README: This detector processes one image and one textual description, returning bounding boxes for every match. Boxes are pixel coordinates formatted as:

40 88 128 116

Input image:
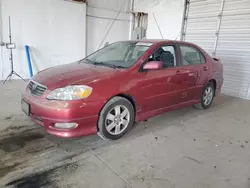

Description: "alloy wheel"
105 105 130 135
203 86 213 106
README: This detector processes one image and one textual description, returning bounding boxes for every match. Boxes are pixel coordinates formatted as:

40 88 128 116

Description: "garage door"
217 0 250 99
184 0 221 55
183 0 250 99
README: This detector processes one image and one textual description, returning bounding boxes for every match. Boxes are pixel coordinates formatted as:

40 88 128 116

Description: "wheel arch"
115 93 136 112
208 79 217 93
98 94 136 117
97 94 136 137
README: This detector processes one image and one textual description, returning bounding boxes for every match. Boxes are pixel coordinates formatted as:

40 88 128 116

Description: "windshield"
84 42 153 68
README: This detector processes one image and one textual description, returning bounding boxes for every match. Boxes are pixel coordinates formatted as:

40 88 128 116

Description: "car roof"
121 39 195 46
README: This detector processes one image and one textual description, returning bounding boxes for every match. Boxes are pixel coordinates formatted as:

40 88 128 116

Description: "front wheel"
194 82 215 110
98 97 135 140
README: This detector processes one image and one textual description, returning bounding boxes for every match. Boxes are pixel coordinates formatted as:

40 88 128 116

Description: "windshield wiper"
115 65 126 69
80 59 125 69
92 62 124 69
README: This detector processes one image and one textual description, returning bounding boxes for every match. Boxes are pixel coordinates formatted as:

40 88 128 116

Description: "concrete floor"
0 80 250 188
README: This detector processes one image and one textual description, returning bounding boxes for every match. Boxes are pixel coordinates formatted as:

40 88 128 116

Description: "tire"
194 82 215 110
97 96 135 140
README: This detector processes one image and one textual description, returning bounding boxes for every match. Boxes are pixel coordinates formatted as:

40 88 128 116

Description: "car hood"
32 62 121 90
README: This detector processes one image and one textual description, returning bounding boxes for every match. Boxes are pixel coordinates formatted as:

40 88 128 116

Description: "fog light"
54 123 78 129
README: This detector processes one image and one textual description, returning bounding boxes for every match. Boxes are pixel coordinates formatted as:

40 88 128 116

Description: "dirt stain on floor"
0 124 84 186
0 132 44 152
1 125 27 133
0 163 21 179
5 162 79 188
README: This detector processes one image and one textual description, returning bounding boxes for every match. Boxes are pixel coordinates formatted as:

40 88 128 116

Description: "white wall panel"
185 0 250 99
185 0 221 55
86 0 131 55
134 0 185 40
0 0 5 80
0 0 86 80
216 0 250 99
88 0 130 12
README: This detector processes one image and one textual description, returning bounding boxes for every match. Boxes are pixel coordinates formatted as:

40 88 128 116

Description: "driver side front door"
139 45 184 115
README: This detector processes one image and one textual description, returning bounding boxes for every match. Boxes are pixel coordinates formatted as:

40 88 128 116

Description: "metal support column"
180 0 190 41
212 0 225 57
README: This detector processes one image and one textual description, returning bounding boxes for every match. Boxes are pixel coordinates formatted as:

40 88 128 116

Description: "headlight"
47 85 93 100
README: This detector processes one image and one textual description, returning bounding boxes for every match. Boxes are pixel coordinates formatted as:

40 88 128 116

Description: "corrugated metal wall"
184 0 250 99
217 0 250 99
184 0 221 55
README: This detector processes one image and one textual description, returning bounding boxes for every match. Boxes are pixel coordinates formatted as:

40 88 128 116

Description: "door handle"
188 72 195 76
203 66 208 71
176 70 180 75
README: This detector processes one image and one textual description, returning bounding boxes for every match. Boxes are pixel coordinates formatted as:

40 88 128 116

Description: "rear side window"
180 46 206 66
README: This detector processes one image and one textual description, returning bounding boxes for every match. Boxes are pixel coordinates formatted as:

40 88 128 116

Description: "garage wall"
133 0 185 40
217 0 250 99
184 0 221 55
0 0 3 80
86 0 131 55
184 0 250 99
0 0 86 80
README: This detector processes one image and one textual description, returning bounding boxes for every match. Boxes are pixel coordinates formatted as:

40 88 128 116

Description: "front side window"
180 46 205 66
147 45 176 68
84 42 153 68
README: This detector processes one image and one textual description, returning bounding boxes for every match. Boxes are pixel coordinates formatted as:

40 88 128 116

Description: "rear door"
177 44 209 102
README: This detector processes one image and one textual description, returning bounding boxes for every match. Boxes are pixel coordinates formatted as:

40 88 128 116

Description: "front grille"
28 81 47 96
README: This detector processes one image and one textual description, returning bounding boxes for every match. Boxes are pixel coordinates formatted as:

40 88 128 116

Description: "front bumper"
22 92 106 138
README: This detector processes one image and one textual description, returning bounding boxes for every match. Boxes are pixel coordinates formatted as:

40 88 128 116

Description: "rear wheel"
195 82 215 110
98 97 135 140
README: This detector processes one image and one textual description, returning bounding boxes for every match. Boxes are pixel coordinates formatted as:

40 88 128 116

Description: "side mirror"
143 61 163 70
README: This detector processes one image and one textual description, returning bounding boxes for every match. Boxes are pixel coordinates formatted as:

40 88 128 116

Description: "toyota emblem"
32 84 37 91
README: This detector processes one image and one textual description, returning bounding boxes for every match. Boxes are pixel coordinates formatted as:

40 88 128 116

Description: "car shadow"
124 94 236 140
44 95 236 152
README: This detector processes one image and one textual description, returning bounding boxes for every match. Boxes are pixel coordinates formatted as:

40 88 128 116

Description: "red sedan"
21 40 223 140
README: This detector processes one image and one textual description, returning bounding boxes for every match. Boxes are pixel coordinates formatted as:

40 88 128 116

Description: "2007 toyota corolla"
21 40 223 140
